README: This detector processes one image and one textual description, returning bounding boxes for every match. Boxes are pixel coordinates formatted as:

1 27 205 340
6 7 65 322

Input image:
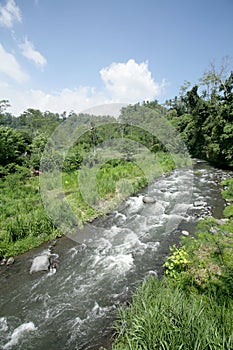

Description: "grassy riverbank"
110 179 233 350
0 152 184 258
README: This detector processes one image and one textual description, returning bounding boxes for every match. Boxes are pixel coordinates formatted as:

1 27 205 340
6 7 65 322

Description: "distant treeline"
0 101 167 176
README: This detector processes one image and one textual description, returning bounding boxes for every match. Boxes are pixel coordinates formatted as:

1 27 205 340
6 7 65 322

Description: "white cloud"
0 43 28 82
0 59 167 116
19 38 47 68
100 59 166 102
1 86 108 116
0 0 21 28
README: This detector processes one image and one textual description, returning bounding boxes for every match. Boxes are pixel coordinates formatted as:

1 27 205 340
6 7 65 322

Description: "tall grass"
112 277 233 350
0 174 58 258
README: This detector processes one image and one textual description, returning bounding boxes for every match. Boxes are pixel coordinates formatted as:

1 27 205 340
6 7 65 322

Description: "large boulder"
142 196 156 204
30 255 50 274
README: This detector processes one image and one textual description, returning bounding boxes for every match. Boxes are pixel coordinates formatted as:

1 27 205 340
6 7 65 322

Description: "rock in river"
6 257 15 266
142 196 156 204
30 255 50 274
181 230 190 236
0 258 7 265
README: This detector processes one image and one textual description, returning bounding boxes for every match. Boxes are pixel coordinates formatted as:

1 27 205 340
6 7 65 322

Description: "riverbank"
0 152 186 259
110 178 233 350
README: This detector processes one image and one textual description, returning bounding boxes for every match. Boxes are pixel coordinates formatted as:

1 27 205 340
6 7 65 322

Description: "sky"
0 0 233 116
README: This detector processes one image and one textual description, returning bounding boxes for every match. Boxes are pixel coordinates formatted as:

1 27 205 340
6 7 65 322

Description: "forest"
0 66 233 349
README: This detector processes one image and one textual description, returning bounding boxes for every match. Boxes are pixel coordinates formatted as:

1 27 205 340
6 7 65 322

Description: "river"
0 161 232 350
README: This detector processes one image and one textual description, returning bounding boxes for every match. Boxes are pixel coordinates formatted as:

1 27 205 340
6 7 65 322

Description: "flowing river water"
0 161 232 350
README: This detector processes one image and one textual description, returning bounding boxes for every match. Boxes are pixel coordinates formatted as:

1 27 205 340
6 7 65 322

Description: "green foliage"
223 204 233 218
112 277 233 350
61 152 175 226
0 100 183 258
0 175 58 258
167 69 233 167
0 99 10 112
221 178 233 200
0 126 31 167
62 145 84 172
170 216 233 297
163 245 189 278
16 108 61 137
3 167 31 186
29 133 48 169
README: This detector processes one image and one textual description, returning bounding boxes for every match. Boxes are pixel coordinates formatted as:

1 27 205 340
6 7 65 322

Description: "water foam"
103 253 134 274
0 318 8 332
3 322 36 349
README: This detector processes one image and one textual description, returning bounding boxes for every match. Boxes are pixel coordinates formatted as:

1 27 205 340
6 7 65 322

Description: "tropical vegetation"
0 61 233 349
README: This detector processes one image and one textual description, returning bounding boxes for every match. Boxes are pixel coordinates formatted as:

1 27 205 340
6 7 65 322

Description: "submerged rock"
30 255 50 274
142 196 156 204
49 262 57 274
147 270 158 277
194 201 205 207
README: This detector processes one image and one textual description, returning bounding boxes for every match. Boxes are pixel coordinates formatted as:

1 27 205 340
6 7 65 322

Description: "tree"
220 71 233 103
0 126 31 167
199 57 232 101
29 133 48 169
0 100 12 126
0 99 10 114
167 65 233 167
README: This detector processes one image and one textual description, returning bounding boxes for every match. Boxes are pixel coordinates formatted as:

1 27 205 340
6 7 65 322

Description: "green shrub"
223 204 233 218
163 245 189 278
221 178 233 200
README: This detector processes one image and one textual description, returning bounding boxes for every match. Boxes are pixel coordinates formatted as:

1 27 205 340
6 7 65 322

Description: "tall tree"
0 126 31 167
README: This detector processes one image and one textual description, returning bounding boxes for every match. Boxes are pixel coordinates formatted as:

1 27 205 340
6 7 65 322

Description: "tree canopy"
164 68 233 167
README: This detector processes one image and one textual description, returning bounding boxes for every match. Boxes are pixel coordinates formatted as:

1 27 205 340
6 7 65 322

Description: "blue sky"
0 0 233 115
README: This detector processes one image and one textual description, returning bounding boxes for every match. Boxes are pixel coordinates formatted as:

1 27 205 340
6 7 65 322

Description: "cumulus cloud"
0 0 21 28
1 86 108 116
1 59 167 116
19 38 47 68
100 59 166 102
0 43 28 83
25 87 105 112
